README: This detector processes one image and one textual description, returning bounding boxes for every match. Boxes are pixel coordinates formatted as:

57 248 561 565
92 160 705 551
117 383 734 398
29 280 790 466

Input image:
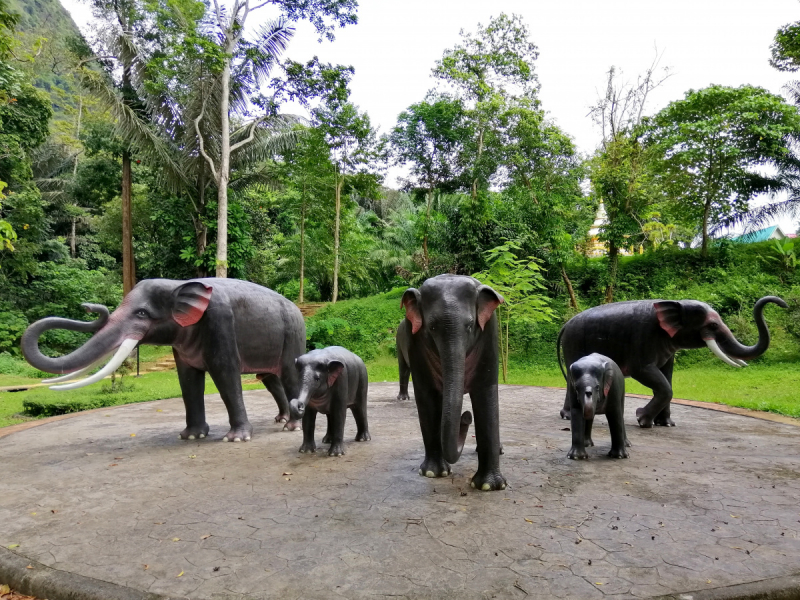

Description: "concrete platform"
0 383 799 600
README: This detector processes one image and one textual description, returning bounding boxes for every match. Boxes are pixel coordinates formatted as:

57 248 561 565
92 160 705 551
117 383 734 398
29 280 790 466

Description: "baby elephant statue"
567 353 630 460
398 275 507 491
289 346 371 456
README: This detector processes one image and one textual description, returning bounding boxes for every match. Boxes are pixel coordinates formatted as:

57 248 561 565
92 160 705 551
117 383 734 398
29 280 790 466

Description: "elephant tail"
556 325 567 383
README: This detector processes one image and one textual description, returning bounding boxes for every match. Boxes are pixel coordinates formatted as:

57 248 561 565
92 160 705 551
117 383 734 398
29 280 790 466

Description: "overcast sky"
61 0 800 231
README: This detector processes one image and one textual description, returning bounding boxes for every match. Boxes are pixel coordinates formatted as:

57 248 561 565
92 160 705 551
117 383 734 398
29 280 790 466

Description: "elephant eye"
135 309 149 319
314 374 320 381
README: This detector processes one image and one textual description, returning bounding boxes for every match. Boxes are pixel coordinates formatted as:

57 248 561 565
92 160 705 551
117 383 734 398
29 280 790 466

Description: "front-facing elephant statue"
21 278 306 442
557 296 787 428
397 275 507 491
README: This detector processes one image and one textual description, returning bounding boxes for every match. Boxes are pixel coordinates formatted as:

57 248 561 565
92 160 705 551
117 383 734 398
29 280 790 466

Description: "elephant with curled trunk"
397 275 507 492
21 278 306 442
557 296 787 428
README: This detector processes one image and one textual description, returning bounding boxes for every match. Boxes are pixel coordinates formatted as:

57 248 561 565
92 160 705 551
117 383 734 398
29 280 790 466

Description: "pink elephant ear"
477 285 504 330
401 288 423 334
172 282 213 327
327 360 345 387
654 301 682 338
603 364 614 398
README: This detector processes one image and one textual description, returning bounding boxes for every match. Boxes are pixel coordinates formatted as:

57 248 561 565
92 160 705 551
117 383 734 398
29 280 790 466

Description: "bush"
305 288 405 361
0 352 48 377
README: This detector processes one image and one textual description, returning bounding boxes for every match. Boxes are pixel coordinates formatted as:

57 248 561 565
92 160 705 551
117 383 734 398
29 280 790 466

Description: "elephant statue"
289 346 370 457
557 296 787 428
397 275 507 491
566 353 629 460
21 278 306 442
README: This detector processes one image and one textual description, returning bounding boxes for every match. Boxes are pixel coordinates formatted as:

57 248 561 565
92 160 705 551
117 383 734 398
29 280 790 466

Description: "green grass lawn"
1 353 798 429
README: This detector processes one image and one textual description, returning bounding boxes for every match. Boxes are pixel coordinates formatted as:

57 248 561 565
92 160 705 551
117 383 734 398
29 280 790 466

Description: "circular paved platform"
1 383 799 600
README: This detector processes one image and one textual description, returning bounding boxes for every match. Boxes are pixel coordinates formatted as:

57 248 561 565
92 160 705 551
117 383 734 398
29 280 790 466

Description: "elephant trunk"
290 387 311 420
583 387 595 421
439 339 472 465
21 304 113 374
715 296 787 361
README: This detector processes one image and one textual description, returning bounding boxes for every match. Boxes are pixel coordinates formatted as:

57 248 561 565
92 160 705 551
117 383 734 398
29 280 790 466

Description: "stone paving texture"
0 383 799 600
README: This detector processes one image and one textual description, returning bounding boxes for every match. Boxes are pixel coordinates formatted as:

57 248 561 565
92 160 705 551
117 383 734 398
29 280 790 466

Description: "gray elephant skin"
557 296 787 428
566 353 629 460
289 346 370 456
21 278 306 442
397 275 507 491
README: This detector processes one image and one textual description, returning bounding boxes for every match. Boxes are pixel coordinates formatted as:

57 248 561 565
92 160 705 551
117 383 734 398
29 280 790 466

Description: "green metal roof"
732 226 778 244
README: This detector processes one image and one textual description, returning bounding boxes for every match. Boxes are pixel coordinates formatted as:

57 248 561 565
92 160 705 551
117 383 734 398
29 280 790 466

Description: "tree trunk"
423 185 433 272
561 265 578 309
195 165 208 278
332 169 343 303
299 183 306 304
215 57 232 278
701 197 711 258
121 149 135 296
604 242 618 304
70 218 76 258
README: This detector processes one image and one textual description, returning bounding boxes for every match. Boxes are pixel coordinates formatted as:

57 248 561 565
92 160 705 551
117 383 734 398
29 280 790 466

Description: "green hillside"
7 0 84 117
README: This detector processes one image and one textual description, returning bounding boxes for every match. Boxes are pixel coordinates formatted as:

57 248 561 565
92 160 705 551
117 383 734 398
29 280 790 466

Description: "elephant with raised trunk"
21 278 306 442
557 296 787 428
397 275 507 491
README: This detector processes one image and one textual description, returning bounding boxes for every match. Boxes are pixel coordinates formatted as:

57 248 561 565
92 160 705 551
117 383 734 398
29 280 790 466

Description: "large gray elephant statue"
397 275 507 491
21 278 306 442
557 296 787 428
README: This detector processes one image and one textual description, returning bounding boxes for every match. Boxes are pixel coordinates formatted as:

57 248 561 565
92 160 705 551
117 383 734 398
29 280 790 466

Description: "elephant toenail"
178 435 183 440
441 471 448 477
418 469 423 475
199 434 205 439
244 437 251 441
188 435 195 440
481 483 491 491
500 482 506 490
233 437 241 442
222 438 228 442
470 481 476 488
425 470 435 478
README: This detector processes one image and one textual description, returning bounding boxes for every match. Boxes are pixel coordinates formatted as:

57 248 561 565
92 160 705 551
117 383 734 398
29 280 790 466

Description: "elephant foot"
321 433 331 444
654 415 676 427
355 430 371 442
274 413 289 424
625 437 632 447
179 423 209 441
470 470 507 491
283 419 302 431
298 441 316 453
418 456 450 478
328 442 345 457
397 392 410 401
608 447 629 459
221 423 253 442
586 437 594 447
560 408 571 420
635 407 654 428
567 446 589 460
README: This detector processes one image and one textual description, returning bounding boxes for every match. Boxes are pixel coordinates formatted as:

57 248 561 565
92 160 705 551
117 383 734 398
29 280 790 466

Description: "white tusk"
50 339 139 391
705 339 742 368
42 354 113 384
731 357 748 367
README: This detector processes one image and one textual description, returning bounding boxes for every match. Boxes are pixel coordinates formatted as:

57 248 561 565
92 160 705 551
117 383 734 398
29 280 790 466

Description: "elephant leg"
560 388 571 420
470 383 507 491
299 408 317 453
606 400 629 458
327 387 349 456
567 382 589 460
262 374 301 431
175 353 209 441
653 357 676 427
207 363 252 442
633 365 673 429
321 414 333 444
398 353 411 401
412 379 449 478
352 380 370 442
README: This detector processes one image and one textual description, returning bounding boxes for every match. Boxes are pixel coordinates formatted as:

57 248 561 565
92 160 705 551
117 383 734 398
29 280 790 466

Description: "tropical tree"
646 85 800 255
390 94 466 271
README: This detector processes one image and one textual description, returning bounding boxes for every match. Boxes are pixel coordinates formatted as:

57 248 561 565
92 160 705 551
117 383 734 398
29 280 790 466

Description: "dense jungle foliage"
2 0 800 375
